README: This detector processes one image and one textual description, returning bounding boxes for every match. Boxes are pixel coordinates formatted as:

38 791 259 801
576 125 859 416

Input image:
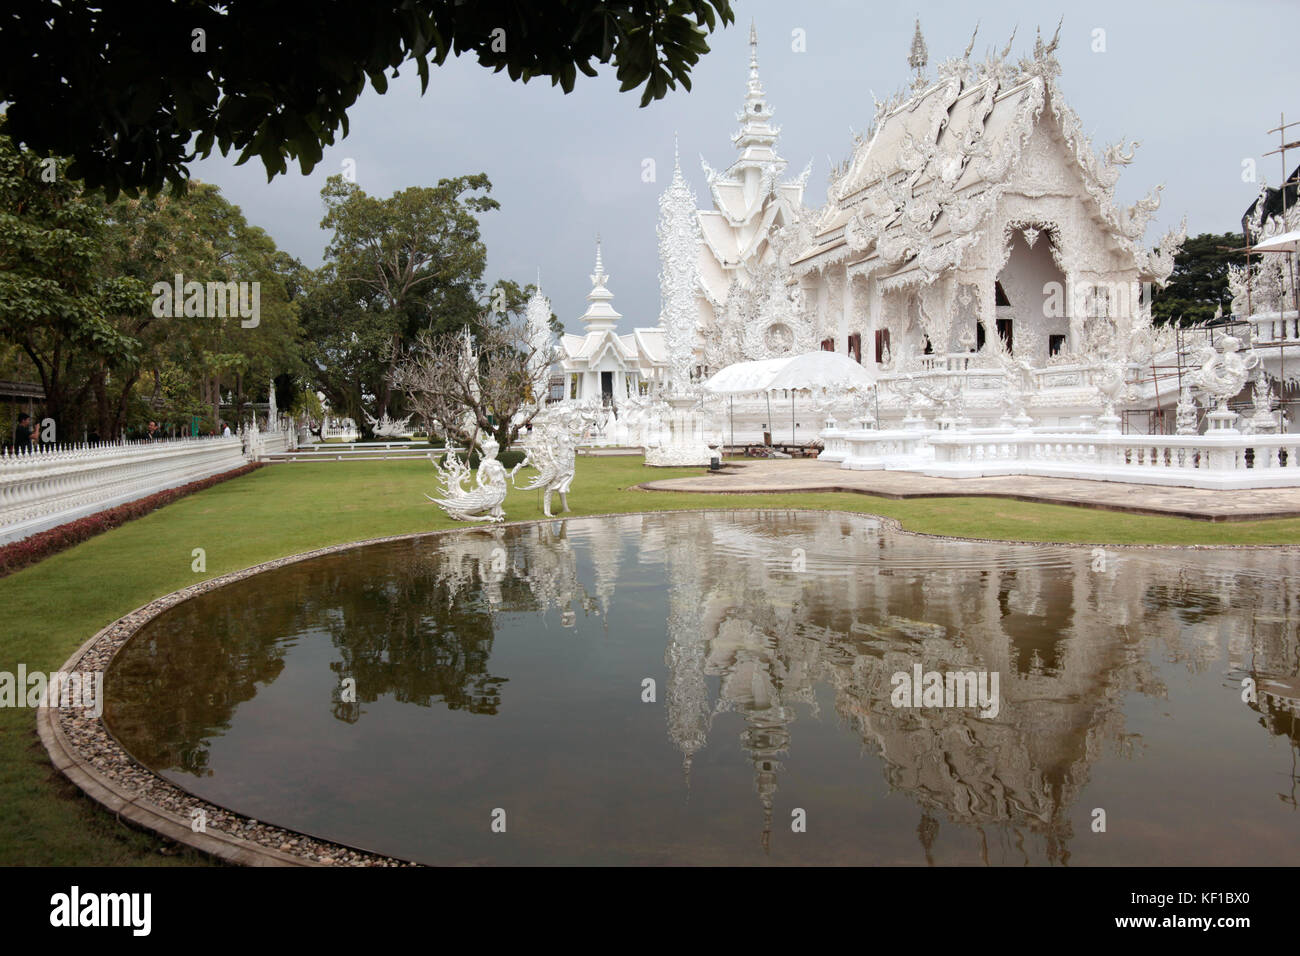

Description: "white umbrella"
703 351 878 394
701 357 792 395
703 351 878 444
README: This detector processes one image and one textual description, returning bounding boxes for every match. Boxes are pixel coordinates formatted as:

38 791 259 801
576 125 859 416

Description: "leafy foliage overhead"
0 0 734 198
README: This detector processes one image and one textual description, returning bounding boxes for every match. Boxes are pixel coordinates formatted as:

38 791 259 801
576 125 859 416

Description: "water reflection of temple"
630 513 1300 862
107 512 1299 861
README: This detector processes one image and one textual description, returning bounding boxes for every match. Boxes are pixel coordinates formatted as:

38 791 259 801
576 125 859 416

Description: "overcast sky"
191 0 1300 335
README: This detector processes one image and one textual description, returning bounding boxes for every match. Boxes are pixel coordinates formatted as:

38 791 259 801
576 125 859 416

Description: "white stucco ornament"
1190 335 1259 432
364 410 412 438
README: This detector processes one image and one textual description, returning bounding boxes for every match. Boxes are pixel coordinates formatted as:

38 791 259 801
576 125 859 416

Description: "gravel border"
36 508 1300 868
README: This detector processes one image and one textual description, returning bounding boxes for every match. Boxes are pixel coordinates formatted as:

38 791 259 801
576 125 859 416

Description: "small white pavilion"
559 240 666 407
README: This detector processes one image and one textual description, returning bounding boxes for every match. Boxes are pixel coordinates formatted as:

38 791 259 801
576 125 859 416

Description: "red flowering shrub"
0 463 264 579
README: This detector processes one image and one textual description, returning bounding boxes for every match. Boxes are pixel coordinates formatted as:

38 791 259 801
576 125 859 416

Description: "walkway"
637 459 1300 522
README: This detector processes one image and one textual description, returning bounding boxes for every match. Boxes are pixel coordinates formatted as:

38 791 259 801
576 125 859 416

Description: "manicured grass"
2 455 1298 865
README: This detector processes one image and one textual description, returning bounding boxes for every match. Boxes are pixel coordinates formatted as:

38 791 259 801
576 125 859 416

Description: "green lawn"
2 456 1299 865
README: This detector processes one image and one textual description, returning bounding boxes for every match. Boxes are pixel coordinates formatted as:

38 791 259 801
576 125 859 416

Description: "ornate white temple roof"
694 23 810 307
791 23 1183 287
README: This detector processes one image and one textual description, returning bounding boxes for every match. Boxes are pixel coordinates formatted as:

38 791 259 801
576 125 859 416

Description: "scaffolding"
1122 113 1300 434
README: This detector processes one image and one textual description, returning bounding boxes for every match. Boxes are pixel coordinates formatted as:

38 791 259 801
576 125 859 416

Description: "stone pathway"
637 459 1300 522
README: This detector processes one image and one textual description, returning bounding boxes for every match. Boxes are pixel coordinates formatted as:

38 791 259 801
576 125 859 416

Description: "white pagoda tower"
693 23 812 373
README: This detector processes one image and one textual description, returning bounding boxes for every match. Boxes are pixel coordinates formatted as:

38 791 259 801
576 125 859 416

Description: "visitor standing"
13 412 34 448
221 420 232 438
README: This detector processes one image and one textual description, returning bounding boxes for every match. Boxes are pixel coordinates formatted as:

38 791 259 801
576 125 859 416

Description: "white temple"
546 20 1300 488
558 239 665 407
787 23 1188 425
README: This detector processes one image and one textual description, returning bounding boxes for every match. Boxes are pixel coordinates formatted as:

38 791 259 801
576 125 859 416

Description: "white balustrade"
921 431 1300 489
817 423 849 462
1247 310 1300 345
839 428 930 471
0 436 249 545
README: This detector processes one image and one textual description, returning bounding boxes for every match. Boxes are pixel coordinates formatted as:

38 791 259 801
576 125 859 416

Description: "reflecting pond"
103 511 1300 865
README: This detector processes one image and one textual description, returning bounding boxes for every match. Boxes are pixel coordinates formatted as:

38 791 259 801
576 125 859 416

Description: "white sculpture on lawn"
1244 375 1279 434
517 402 601 517
426 435 517 523
364 410 413 438
1175 386 1199 435
524 280 555 409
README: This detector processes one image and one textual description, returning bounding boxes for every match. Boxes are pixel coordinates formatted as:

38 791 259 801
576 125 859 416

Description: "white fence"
923 431 1300 489
816 421 1300 489
321 418 359 441
0 437 249 545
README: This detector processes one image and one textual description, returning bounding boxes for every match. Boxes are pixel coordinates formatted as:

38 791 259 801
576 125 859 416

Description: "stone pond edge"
35 508 1300 868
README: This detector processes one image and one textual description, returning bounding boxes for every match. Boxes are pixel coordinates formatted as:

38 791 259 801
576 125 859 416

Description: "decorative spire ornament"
579 236 621 333
732 22 778 155
908 17 928 88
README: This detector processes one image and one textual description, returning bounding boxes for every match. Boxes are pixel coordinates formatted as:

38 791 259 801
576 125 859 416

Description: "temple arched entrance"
993 227 1068 361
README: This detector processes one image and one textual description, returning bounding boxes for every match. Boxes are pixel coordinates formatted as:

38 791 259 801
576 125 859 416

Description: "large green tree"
98 183 304 436
0 0 733 198
304 173 497 433
0 116 305 440
0 120 144 437
1151 232 1247 326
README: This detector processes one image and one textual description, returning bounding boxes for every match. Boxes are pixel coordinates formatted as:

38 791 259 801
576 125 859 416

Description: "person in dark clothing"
13 413 34 448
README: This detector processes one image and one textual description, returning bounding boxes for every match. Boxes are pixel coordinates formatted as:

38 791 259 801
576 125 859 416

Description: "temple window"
1049 334 1066 357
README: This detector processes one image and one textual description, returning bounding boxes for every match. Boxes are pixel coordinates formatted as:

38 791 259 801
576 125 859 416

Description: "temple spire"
908 17 928 87
581 236 620 332
732 22 778 158
591 235 606 286
747 20 760 91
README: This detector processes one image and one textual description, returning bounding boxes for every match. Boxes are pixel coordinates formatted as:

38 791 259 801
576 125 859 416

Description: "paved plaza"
638 458 1300 521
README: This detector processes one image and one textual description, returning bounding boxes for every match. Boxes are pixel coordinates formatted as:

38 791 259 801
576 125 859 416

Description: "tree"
1151 231 1247 326
393 309 555 454
0 118 145 438
305 173 496 434
0 0 734 198
483 278 563 335
97 182 304 437
0 113 305 440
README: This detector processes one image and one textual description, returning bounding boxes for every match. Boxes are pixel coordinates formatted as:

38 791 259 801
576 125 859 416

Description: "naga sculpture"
426 435 517 523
